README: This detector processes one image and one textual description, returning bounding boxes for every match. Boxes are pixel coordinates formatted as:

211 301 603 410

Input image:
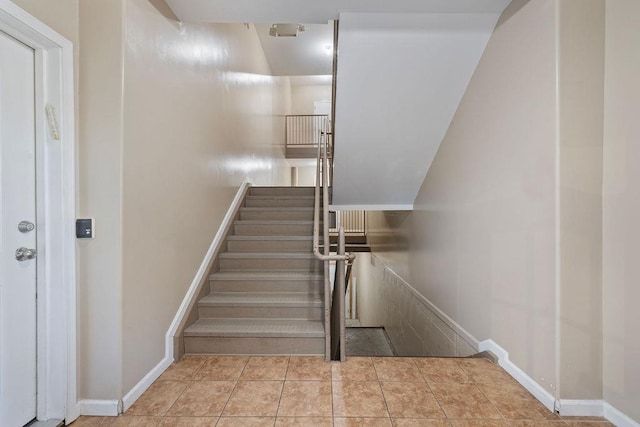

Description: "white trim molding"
0 0 77 423
557 400 603 417
478 339 557 412
604 402 640 427
117 180 254 412
165 179 253 360
78 400 121 417
122 358 172 413
478 339 640 425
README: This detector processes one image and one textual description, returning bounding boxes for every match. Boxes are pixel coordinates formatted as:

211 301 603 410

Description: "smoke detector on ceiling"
269 23 306 37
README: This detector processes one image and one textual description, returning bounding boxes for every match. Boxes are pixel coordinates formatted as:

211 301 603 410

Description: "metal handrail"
313 128 354 362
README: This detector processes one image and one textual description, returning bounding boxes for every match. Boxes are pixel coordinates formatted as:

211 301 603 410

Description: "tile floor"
70 356 615 427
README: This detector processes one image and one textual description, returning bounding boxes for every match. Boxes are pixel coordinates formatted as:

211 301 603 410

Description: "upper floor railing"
285 115 332 159
285 115 330 146
330 210 366 235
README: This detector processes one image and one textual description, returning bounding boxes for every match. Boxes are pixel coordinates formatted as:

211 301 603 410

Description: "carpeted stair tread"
219 251 319 259
240 207 314 212
184 318 324 337
234 220 314 225
210 271 324 281
227 235 314 241
199 293 322 307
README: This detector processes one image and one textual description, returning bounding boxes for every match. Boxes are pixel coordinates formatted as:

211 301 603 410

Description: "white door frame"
0 0 78 423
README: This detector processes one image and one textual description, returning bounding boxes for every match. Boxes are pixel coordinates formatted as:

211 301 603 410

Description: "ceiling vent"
269 23 306 37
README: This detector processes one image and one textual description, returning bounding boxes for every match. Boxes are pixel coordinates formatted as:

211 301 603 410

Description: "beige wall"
368 0 605 402
78 0 127 400
557 0 604 400
291 84 332 115
120 0 290 393
603 0 640 422
294 166 316 186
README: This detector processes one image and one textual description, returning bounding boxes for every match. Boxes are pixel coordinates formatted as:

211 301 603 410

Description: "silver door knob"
16 247 37 261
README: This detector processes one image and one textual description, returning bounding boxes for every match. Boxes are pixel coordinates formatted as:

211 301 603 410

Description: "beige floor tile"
277 381 332 417
166 381 235 417
414 358 470 384
192 356 248 381
126 381 190 416
381 382 446 419
111 416 162 426
512 422 569 426
332 357 378 381
286 356 331 380
393 420 451 427
275 417 333 426
430 383 502 420
159 356 210 381
334 417 393 426
455 359 515 384
69 416 115 426
457 421 578 427
332 381 389 418
216 417 276 426
564 422 616 426
448 421 510 427
240 356 290 380
222 381 283 417
477 383 559 421
373 358 423 382
157 417 218 426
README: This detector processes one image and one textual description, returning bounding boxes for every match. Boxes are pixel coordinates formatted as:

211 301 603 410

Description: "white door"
0 30 37 427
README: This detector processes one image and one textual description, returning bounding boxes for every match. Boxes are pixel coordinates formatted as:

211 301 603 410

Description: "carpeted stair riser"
226 236 315 252
244 196 316 208
197 293 323 319
239 207 314 221
248 186 315 197
210 272 324 294
184 336 325 355
233 221 315 236
219 255 322 272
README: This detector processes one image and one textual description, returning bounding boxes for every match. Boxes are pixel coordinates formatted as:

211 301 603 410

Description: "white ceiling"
164 0 512 24
254 24 334 76
163 0 511 77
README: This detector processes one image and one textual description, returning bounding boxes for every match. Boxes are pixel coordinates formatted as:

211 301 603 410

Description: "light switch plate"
76 218 95 239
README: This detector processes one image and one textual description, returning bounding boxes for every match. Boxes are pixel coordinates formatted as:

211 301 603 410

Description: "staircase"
183 186 326 355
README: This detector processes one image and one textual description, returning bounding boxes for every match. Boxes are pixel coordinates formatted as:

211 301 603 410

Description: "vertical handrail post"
312 106 354 362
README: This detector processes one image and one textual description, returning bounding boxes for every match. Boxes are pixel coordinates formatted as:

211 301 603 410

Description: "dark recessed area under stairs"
346 327 396 357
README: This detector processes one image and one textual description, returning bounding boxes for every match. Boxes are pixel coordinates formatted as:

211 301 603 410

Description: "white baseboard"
478 339 556 412
78 399 121 416
477 340 640 425
122 356 173 412
558 399 603 417
604 402 640 427
113 180 252 413
164 179 252 360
